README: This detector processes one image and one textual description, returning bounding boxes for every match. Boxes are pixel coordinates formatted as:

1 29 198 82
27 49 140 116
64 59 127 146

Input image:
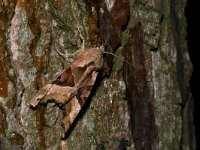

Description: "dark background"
185 1 199 149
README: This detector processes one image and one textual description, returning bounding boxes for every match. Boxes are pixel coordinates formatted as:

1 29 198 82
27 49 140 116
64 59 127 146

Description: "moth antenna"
77 25 85 50
103 51 134 67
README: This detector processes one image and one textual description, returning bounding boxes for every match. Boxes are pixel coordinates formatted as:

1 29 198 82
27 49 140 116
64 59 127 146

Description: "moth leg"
56 48 66 56
56 48 78 63
71 25 86 58
55 34 79 61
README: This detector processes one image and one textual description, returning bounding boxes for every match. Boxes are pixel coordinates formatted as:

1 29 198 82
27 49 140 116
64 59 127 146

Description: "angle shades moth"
30 46 104 133
29 41 130 135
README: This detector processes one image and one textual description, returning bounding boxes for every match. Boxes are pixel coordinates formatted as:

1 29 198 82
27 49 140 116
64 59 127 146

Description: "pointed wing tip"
29 98 40 108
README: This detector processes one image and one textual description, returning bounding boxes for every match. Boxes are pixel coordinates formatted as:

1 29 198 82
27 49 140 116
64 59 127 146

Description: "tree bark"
0 0 194 149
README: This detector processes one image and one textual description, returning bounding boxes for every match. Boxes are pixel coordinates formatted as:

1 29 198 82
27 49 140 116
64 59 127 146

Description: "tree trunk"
0 0 194 149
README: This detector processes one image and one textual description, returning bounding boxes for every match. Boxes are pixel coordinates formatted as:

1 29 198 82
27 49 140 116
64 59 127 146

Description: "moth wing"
30 67 75 107
62 71 98 132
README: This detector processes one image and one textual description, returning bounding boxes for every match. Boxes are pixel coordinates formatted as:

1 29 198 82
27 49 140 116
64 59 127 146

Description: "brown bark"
0 0 194 149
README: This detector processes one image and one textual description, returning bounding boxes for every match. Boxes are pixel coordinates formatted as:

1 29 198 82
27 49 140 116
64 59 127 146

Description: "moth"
30 46 104 133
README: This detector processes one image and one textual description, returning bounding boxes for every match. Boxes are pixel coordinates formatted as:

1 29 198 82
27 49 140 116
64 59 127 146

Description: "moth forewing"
71 47 104 69
30 84 53 108
62 71 99 132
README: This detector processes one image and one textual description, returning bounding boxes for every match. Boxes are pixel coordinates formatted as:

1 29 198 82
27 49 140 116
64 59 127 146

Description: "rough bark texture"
0 0 194 150
123 22 158 150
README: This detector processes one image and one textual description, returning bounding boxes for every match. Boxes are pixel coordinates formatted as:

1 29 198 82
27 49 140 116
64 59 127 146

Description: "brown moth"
30 46 104 133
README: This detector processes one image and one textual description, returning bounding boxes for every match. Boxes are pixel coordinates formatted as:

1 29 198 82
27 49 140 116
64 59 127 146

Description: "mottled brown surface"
123 22 158 150
0 104 7 134
84 0 129 71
